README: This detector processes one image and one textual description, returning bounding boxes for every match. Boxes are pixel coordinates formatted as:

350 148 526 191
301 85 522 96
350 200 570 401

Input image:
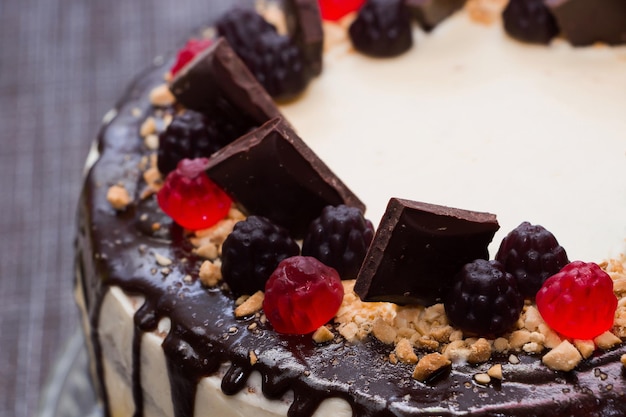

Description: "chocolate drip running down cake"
76 0 626 416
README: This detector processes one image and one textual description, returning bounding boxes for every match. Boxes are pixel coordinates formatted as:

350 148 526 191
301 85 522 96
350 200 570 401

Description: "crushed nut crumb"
574 339 595 359
107 184 131 210
594 331 622 350
234 291 264 318
199 260 221 287
194 243 219 260
249 350 258 365
412 353 451 382
154 253 172 267
542 340 582 372
149 83 175 107
474 373 491 385
140 117 157 137
465 0 507 25
144 134 159 150
313 326 334 344
372 318 397 345
468 338 491 364
394 338 418 364
487 364 503 380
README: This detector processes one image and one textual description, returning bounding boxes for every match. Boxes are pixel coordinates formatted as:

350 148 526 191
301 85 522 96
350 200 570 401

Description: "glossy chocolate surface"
406 0 467 32
171 37 282 123
355 198 499 306
76 47 626 417
206 117 365 237
546 0 626 46
285 0 324 77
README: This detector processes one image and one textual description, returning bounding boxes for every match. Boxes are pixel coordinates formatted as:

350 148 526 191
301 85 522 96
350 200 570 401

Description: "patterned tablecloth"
0 1 234 415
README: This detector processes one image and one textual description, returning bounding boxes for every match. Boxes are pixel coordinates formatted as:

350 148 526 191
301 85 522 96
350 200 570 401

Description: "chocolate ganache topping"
76 3 626 417
77 41 626 417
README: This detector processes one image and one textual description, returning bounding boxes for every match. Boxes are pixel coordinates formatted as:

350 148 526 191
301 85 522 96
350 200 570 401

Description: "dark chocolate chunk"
205 117 365 238
406 0 467 32
170 37 282 125
354 198 499 306
545 0 626 46
285 0 324 77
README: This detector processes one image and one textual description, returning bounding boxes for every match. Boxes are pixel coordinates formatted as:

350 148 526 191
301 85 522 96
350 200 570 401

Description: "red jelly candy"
170 38 212 76
157 158 231 231
319 0 365 21
263 256 344 335
536 261 617 340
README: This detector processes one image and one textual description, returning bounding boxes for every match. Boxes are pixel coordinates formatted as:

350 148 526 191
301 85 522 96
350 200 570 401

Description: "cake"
75 1 626 416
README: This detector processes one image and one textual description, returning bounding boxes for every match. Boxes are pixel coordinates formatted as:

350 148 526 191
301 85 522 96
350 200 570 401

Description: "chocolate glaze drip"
76 40 626 417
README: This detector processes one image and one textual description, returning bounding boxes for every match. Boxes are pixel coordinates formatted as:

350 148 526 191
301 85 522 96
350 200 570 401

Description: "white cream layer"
84 7 626 417
281 11 626 262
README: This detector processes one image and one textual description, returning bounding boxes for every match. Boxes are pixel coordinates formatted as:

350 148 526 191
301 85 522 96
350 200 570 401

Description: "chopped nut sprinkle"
542 340 582 372
394 338 418 364
154 253 172 266
199 260 221 287
474 373 491 385
249 350 258 365
312 326 334 344
234 291 264 318
594 331 622 350
412 353 451 382
149 83 175 107
574 339 595 359
107 184 131 210
487 364 503 380
140 117 157 137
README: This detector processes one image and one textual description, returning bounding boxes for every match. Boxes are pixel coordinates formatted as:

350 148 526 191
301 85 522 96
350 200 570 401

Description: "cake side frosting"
75 3 626 417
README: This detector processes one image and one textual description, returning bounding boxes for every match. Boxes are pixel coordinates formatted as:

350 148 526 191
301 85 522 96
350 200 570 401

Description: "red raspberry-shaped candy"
157 158 231 230
263 256 344 335
170 38 212 76
319 0 365 21
536 261 617 340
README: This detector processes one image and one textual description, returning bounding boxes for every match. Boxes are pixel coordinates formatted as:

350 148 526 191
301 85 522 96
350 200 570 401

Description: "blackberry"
157 110 223 175
495 222 569 298
503 0 559 45
348 0 413 57
302 205 374 280
216 8 310 100
444 259 524 337
221 216 300 296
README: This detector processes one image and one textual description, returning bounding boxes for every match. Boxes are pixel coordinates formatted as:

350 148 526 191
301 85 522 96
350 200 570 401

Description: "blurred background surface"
0 1 235 415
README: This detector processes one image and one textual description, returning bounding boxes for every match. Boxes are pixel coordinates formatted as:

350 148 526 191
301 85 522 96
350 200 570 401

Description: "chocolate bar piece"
406 0 467 32
545 0 626 46
285 0 324 77
170 37 282 124
206 117 365 238
354 198 499 306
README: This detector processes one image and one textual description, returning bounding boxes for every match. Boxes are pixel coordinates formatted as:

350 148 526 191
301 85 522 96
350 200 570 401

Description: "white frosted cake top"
280 10 626 262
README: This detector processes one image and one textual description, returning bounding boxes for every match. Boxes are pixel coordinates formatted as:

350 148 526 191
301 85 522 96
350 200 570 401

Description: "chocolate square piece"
545 0 626 46
170 37 282 124
206 117 365 237
354 198 499 306
406 0 467 32
285 0 324 77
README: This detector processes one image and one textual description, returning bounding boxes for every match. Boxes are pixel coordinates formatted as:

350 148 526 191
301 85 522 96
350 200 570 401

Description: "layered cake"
75 0 626 416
